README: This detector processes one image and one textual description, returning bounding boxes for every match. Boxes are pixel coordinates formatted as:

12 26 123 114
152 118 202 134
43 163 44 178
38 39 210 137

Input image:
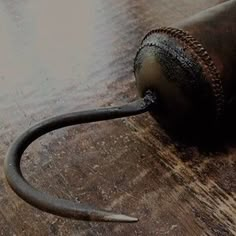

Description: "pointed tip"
103 213 138 223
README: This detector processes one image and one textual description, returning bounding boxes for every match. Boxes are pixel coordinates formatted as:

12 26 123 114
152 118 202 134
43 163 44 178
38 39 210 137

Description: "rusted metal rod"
4 0 236 223
4 92 157 222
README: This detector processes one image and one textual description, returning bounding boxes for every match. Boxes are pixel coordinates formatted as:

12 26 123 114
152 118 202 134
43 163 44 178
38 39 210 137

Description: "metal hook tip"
103 213 138 223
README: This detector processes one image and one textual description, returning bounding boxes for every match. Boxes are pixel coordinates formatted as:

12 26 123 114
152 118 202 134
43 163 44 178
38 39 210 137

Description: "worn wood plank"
0 0 235 235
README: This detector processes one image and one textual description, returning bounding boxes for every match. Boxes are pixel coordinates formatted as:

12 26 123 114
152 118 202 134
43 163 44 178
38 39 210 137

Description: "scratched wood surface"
0 0 235 235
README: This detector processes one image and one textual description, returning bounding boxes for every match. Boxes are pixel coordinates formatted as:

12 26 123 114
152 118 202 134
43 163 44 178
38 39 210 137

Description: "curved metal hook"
4 91 157 222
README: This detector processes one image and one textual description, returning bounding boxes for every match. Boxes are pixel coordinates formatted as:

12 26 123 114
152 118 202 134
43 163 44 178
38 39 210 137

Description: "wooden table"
0 0 235 235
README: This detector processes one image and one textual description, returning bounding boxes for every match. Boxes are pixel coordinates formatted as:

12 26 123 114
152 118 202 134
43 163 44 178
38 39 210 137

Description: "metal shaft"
4 91 157 222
